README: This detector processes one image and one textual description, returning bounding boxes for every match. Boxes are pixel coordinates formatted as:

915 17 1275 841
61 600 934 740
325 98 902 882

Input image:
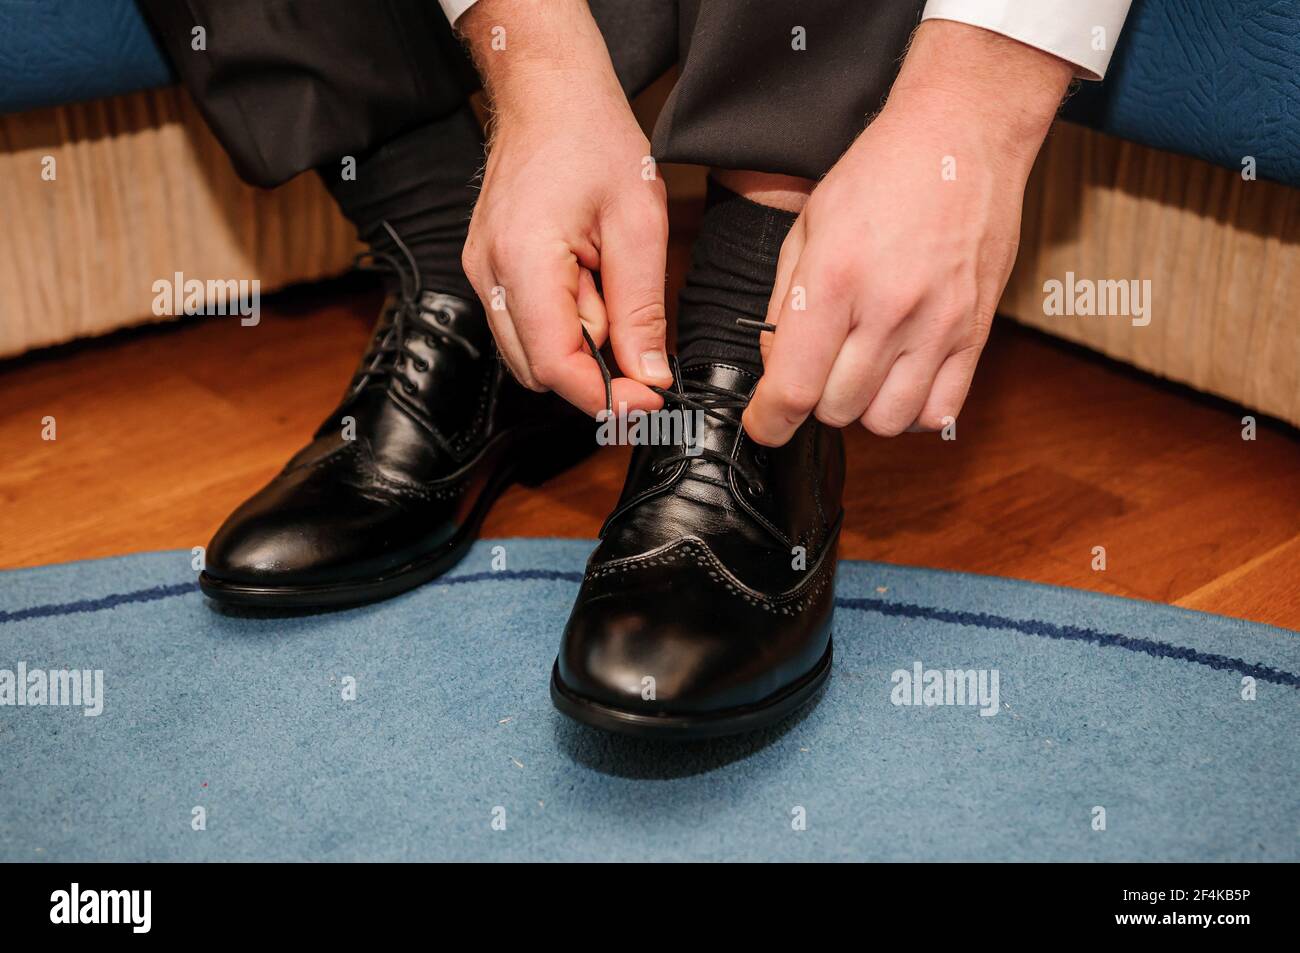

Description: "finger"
812 331 899 427
812 282 926 427
759 217 806 367
580 265 656 418
860 348 946 437
601 200 673 387
576 267 608 347
911 344 982 431
743 251 851 447
506 250 662 417
473 269 536 391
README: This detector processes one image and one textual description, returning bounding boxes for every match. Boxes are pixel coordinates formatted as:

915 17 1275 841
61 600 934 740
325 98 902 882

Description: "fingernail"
640 350 669 379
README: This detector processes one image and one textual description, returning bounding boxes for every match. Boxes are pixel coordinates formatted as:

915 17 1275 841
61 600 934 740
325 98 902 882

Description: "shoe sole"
549 639 833 740
198 524 484 610
198 424 592 611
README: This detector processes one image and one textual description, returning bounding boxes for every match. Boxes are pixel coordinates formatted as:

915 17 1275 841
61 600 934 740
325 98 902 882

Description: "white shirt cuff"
922 0 1132 80
438 0 479 25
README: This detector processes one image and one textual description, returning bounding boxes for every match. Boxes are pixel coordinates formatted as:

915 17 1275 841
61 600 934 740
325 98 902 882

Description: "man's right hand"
459 0 671 416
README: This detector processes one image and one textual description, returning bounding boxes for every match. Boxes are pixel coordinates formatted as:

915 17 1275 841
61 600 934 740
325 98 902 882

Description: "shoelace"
583 318 775 496
350 221 480 396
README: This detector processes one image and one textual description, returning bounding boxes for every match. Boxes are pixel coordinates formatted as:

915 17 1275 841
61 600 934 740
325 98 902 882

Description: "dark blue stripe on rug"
3 571 1296 688
0 582 193 624
836 596 1300 689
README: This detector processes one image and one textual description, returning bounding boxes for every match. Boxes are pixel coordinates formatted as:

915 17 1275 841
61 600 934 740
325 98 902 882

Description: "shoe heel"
515 422 597 487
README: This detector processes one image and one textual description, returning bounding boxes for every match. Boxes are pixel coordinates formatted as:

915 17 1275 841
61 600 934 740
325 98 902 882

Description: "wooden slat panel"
1003 121 1300 427
0 87 360 358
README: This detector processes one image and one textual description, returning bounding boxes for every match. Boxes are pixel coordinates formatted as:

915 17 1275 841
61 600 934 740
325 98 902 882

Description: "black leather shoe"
552 360 844 738
199 278 592 610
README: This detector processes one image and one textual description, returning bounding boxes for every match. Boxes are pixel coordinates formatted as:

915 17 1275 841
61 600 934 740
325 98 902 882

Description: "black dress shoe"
552 360 844 738
199 280 592 610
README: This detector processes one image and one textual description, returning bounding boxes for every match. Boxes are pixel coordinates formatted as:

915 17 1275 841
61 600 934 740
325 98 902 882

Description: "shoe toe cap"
557 571 817 716
205 505 336 586
203 482 410 588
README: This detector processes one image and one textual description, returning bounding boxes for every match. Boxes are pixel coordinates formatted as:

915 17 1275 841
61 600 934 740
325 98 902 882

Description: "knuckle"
862 394 916 437
627 211 668 247
488 233 525 264
949 341 986 369
870 290 918 331
506 363 543 392
774 380 820 417
816 257 858 299
635 176 669 211
862 411 909 438
527 360 559 391
613 188 667 230
970 307 996 341
743 416 784 448
814 404 859 429
933 302 970 332
618 299 667 333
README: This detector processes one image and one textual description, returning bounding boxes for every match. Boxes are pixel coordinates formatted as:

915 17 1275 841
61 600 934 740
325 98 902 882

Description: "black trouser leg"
655 0 927 178
134 0 678 298
135 0 679 187
136 0 484 297
135 0 476 188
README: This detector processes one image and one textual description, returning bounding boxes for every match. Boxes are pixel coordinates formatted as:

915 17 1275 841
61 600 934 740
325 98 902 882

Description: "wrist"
460 0 625 121
886 19 1073 172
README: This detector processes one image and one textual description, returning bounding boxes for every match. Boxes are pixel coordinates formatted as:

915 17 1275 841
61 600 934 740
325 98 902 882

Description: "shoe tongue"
677 361 758 424
666 361 758 475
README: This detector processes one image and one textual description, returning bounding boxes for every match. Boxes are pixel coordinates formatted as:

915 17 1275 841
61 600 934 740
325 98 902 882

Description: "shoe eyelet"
414 358 429 372
747 481 765 497
402 382 417 395
753 450 768 467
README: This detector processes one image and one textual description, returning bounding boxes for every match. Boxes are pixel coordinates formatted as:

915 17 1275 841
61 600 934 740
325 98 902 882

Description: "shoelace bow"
350 221 480 396
583 317 776 496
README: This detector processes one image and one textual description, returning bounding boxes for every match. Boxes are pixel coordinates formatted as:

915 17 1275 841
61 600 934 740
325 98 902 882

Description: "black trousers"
138 0 924 188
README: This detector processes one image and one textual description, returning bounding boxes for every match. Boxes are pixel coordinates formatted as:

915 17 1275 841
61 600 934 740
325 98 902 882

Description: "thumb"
600 201 673 387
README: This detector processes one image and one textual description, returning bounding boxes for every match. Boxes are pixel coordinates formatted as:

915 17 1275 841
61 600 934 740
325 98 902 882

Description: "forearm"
886 19 1075 176
459 0 624 119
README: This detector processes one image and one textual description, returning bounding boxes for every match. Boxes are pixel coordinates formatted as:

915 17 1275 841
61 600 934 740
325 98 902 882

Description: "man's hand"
743 20 1074 445
460 0 670 416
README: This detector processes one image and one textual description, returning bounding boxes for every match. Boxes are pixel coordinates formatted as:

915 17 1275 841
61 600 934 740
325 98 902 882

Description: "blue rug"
1 539 1296 861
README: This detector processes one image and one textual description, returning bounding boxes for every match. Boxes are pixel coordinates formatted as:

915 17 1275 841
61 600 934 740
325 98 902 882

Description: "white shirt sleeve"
442 1 1131 80
921 0 1133 80
438 0 479 25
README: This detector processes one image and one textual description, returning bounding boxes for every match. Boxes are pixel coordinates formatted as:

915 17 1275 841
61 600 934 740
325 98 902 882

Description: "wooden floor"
3 275 1299 630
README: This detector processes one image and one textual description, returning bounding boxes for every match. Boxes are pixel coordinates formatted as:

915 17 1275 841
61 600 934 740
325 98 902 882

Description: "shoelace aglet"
735 318 776 334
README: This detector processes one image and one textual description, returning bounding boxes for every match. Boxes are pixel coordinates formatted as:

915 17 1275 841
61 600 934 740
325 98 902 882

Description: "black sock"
675 179 799 377
319 106 482 301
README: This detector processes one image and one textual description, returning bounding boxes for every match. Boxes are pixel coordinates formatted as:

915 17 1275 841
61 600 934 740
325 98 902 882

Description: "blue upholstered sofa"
1066 0 1300 188
0 0 172 114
